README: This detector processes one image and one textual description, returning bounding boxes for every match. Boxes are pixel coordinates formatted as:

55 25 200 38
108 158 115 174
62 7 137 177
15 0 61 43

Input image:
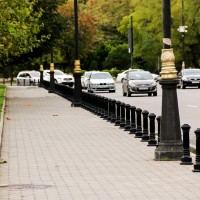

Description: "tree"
103 44 131 70
0 0 44 62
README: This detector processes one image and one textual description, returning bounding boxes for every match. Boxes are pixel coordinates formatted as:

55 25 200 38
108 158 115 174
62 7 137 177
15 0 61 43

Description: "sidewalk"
0 86 200 200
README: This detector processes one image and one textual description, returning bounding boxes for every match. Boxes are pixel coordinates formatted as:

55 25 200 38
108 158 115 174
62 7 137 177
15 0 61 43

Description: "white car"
151 73 161 82
87 71 115 93
17 70 40 86
43 69 74 87
81 71 99 89
116 68 144 82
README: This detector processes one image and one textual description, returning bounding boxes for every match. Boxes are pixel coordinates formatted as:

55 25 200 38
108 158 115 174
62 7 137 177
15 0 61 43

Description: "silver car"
122 71 157 97
87 72 116 93
81 71 99 89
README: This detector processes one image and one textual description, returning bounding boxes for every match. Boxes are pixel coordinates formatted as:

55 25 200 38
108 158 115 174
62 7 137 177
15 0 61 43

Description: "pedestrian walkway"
0 86 200 200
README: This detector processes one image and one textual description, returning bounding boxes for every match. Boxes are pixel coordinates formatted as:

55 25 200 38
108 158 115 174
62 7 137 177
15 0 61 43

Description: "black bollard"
135 108 143 138
130 106 136 134
124 104 131 131
156 116 161 147
100 97 105 118
110 99 116 123
180 124 193 165
193 128 200 172
141 110 149 142
97 96 102 116
147 113 157 146
119 102 126 129
115 101 121 126
107 99 112 122
103 97 109 119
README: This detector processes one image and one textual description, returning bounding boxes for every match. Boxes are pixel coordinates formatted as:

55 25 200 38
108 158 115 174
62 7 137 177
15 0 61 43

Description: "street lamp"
48 49 55 93
72 0 82 107
155 0 182 161
39 56 44 87
177 0 188 69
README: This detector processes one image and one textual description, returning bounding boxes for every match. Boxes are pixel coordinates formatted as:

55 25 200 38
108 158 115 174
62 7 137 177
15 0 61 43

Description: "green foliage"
0 0 46 62
103 44 131 70
0 85 6 116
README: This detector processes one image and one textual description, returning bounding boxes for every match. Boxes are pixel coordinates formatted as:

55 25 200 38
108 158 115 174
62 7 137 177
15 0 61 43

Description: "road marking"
186 105 198 108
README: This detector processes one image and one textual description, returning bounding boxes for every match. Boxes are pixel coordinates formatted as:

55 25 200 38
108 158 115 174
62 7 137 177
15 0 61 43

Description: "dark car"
122 71 157 97
177 68 200 89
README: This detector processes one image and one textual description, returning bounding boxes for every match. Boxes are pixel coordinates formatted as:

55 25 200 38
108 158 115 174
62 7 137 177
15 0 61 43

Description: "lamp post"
72 0 82 107
48 49 55 93
39 56 44 87
155 0 182 161
177 0 188 69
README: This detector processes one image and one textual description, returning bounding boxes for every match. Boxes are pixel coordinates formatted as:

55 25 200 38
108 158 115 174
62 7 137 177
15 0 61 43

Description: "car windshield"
91 73 112 79
129 72 153 80
85 72 92 78
30 72 40 77
54 70 64 75
183 70 200 75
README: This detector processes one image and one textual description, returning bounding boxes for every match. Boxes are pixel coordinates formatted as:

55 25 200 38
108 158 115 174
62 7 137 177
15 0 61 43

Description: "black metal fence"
42 82 200 172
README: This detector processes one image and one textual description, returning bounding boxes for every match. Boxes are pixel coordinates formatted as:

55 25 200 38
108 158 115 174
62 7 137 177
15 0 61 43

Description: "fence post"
124 104 131 131
156 116 161 147
135 108 142 138
115 101 121 126
110 99 116 123
141 110 149 142
130 106 136 134
193 128 200 172
180 124 192 165
103 97 109 119
119 102 126 129
107 99 112 122
147 113 157 146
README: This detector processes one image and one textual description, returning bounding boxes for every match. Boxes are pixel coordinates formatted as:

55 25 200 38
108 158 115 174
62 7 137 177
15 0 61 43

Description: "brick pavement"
0 86 200 200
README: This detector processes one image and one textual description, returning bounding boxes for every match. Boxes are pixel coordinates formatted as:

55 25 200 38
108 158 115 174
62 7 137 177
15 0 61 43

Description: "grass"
0 85 6 115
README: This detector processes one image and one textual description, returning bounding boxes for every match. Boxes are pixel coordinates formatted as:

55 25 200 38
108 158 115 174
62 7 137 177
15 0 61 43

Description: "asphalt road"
85 82 200 147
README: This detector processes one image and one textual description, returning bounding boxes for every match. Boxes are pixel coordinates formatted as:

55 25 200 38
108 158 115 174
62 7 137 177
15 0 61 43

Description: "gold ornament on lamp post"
160 48 178 80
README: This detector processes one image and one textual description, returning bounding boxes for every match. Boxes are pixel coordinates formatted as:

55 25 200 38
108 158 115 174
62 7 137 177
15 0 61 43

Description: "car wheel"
127 89 131 97
180 81 185 89
109 90 115 93
153 91 157 96
148 93 152 96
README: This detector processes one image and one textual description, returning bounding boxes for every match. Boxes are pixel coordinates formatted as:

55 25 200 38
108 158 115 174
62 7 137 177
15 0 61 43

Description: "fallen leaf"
53 115 58 116
6 117 11 120
0 159 7 164
23 104 32 107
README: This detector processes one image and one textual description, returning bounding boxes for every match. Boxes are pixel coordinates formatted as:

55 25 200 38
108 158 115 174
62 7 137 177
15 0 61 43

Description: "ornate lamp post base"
72 60 82 107
155 49 182 161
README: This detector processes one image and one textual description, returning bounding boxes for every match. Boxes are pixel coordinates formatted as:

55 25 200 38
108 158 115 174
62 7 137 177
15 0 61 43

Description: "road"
84 82 200 147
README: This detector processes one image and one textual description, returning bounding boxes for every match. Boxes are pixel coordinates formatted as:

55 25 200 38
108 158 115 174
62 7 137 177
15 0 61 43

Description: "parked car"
43 69 74 87
122 71 157 97
177 68 200 89
87 71 116 93
17 70 40 86
81 71 99 89
116 68 144 82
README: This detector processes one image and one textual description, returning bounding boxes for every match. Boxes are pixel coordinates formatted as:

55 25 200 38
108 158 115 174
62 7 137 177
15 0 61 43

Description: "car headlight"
128 81 136 87
150 82 157 87
182 76 188 81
